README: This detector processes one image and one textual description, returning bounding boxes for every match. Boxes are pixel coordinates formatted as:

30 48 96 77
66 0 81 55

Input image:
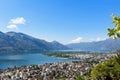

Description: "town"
0 52 116 80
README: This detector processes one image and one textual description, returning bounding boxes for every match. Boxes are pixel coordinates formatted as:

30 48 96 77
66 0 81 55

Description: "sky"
0 0 120 44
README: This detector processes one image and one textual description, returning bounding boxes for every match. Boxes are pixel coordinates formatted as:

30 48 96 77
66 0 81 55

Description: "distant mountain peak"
51 40 59 43
0 31 69 53
0 31 4 35
6 31 17 36
67 38 120 52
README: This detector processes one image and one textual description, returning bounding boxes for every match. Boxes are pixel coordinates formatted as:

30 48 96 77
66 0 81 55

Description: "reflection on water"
0 59 26 61
0 53 73 69
7 55 24 60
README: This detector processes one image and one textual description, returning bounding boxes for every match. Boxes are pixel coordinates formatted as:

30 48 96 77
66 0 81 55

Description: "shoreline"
0 53 115 80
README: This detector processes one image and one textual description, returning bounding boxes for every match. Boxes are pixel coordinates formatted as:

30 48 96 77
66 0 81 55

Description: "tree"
91 14 120 80
91 58 120 80
107 14 120 66
107 14 120 39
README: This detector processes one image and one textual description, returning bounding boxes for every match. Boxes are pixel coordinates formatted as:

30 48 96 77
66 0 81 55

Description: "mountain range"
67 38 120 52
0 31 68 53
0 31 120 53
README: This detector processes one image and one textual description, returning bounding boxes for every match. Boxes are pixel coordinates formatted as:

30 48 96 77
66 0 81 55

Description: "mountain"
50 41 69 50
0 31 69 53
67 38 120 52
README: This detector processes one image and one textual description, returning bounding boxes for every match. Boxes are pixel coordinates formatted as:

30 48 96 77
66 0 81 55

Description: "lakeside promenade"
0 53 115 80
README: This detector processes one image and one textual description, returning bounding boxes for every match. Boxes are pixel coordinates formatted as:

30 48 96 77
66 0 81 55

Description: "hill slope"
67 38 120 52
0 31 68 53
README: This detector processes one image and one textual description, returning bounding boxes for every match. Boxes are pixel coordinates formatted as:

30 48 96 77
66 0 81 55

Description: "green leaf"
117 32 120 38
108 14 120 39
116 25 120 31
112 35 116 39
107 28 115 37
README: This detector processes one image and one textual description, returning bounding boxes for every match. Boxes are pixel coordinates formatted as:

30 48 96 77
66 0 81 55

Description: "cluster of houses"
0 53 115 80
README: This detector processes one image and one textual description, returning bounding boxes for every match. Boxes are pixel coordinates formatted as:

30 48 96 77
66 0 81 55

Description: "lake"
0 53 74 69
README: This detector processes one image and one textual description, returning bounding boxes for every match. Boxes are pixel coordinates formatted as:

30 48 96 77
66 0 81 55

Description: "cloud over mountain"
7 24 18 29
7 17 26 29
69 37 83 43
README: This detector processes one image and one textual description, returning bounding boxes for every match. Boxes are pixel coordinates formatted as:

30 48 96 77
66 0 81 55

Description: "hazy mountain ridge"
67 38 120 52
0 31 69 53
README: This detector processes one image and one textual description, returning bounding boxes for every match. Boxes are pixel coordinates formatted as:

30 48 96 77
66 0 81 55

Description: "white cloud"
89 37 106 42
9 17 26 24
7 24 18 29
69 37 83 43
68 37 107 44
7 17 26 29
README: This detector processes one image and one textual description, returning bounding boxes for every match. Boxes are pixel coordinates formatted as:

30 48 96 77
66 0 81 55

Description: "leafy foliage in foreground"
91 14 120 80
108 14 120 39
91 57 120 80
115 49 120 65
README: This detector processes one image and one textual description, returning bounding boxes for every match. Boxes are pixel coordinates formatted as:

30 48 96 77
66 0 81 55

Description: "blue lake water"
0 53 74 69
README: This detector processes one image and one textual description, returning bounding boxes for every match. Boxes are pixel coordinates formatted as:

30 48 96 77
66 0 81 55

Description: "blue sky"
0 0 120 44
